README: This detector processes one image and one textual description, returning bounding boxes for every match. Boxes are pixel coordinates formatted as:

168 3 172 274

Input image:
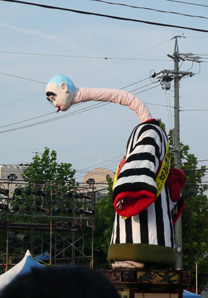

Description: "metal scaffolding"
0 181 95 271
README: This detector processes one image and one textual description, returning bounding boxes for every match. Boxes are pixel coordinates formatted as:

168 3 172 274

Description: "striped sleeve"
113 121 168 217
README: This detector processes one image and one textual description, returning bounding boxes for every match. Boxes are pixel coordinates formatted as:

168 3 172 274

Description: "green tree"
94 177 114 269
168 127 208 291
21 147 76 187
7 147 78 258
180 145 208 292
11 147 77 220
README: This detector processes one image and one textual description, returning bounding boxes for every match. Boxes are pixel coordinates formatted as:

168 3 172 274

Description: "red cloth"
167 169 186 202
114 190 156 217
113 156 186 217
117 158 126 177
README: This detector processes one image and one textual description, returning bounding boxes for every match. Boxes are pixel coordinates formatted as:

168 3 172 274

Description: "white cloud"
0 21 69 44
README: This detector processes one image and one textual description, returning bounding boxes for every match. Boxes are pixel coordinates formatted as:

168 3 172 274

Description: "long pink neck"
72 87 152 123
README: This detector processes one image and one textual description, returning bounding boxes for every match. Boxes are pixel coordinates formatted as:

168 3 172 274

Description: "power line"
198 159 208 163
0 51 111 60
133 83 161 95
0 80 161 133
0 102 110 133
0 111 54 129
180 109 208 112
74 39 172 82
119 77 150 90
0 47 170 85
75 157 122 180
0 39 172 131
1 0 208 33
74 158 208 181
166 0 208 8
76 155 122 172
0 50 169 61
129 81 159 93
193 54 208 56
0 75 152 111
1 72 201 135
91 0 208 21
0 71 46 84
0 38 172 86
0 92 44 108
145 101 174 108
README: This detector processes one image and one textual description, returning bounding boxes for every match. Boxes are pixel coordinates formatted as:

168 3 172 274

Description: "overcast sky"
0 0 208 183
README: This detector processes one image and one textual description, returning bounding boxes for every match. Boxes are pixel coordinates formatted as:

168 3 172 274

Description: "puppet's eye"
46 97 54 105
46 92 56 104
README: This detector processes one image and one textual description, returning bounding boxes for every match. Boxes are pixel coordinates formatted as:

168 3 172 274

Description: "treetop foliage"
21 147 76 187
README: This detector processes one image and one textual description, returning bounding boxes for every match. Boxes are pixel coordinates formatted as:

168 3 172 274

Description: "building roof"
82 167 114 184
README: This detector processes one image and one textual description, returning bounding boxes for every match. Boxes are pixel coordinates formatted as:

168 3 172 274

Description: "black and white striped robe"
107 119 178 267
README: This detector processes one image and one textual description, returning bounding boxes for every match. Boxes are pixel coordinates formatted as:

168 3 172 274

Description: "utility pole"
152 35 201 269
172 36 183 270
173 36 181 169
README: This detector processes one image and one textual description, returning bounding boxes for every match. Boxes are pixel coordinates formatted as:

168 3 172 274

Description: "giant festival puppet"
45 75 186 269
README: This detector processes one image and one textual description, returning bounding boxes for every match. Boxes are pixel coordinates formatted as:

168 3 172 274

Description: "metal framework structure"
0 180 97 272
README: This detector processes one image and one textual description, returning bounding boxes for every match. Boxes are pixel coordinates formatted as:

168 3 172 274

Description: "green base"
107 243 177 267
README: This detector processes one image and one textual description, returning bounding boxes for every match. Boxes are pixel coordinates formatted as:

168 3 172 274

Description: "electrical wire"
0 41 173 133
75 40 172 81
76 155 122 172
0 45 171 90
0 68 161 132
1 70 204 137
0 50 169 61
145 101 174 108
0 38 172 86
0 39 172 133
0 102 110 133
0 92 44 108
0 71 45 84
1 0 208 33
2 1 208 172
75 158 121 180
120 77 151 90
0 111 54 129
180 109 208 112
0 83 171 134
91 0 208 21
166 0 208 8
0 79 167 134
133 83 161 95
84 155 121 170
129 81 159 93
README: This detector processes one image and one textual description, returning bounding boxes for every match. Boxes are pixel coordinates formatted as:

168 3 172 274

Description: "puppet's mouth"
56 106 61 113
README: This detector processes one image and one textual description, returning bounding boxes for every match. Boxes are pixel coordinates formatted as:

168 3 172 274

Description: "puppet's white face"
46 81 75 112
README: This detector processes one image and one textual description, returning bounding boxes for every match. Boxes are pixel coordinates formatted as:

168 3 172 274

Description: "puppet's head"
46 75 76 112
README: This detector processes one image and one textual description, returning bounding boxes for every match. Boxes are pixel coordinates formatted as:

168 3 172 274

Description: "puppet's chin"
61 92 75 111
